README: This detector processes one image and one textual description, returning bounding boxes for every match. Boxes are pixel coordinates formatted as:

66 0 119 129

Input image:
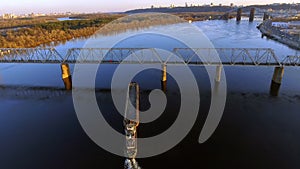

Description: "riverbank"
0 15 122 48
258 20 300 50
0 13 185 48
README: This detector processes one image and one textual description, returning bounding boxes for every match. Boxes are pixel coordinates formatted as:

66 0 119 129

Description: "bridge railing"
174 48 281 66
64 48 162 64
0 48 63 63
282 55 300 66
64 48 282 66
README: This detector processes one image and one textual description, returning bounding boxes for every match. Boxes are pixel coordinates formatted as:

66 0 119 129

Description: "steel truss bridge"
0 48 299 66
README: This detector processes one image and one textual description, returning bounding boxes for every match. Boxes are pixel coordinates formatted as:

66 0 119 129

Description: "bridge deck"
0 48 299 66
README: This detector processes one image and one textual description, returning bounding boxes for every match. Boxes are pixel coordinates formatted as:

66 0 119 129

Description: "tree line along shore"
0 14 124 48
0 13 186 48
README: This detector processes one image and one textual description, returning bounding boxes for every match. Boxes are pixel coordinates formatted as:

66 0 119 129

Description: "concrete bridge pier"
270 67 284 96
61 63 72 90
236 8 242 22
263 12 270 21
223 13 229 20
161 64 167 92
215 65 223 83
249 8 255 22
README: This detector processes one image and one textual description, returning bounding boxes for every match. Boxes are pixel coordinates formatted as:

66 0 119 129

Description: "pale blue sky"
0 0 296 14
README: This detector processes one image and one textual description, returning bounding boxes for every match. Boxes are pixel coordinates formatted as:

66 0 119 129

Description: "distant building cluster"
148 2 300 20
1 13 46 19
1 12 78 20
149 2 300 10
270 9 300 19
2 13 17 19
150 2 239 9
272 21 300 37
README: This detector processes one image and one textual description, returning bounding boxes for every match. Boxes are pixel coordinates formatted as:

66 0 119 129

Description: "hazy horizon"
0 0 298 15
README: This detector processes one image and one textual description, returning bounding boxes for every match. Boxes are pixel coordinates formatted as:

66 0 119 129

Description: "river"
0 18 299 169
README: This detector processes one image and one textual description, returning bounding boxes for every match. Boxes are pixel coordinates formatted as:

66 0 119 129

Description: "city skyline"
0 0 298 14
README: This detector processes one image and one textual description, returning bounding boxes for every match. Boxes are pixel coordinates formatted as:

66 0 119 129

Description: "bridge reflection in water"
0 48 299 96
0 85 68 100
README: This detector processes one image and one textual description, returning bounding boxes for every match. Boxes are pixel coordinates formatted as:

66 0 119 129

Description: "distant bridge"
221 6 271 22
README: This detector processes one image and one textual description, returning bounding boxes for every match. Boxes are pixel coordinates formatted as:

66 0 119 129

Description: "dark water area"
0 19 300 169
